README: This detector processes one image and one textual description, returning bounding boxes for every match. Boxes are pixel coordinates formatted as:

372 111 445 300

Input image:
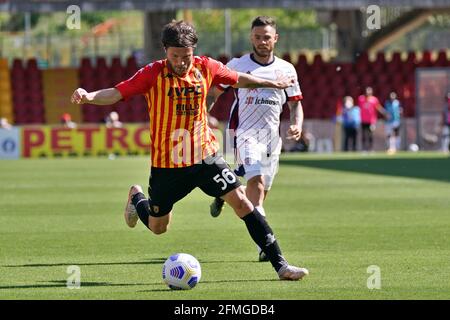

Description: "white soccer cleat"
278 264 309 281
124 185 142 228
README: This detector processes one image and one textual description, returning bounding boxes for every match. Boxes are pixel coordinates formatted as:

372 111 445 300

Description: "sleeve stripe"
288 95 303 101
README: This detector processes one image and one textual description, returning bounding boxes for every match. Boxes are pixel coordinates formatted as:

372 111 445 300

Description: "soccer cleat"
210 197 225 218
278 264 309 281
124 185 142 228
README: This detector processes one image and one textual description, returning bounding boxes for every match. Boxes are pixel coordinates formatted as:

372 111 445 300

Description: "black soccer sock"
131 192 150 229
242 208 288 272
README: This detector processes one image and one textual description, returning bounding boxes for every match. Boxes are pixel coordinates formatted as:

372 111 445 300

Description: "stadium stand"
7 50 449 124
11 58 45 124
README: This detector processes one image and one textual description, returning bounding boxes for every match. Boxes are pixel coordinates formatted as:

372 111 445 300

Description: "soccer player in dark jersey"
71 20 308 281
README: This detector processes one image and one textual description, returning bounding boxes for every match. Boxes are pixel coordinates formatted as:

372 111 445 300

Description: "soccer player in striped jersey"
209 16 304 262
71 20 308 281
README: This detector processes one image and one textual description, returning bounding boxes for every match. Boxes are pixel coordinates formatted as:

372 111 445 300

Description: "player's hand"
272 75 295 89
71 88 90 104
287 124 302 141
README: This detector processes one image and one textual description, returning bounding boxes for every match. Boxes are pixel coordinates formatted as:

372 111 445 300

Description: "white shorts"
443 125 449 137
236 141 280 191
384 121 400 136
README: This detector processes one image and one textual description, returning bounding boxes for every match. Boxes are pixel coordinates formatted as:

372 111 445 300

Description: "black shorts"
147 155 241 217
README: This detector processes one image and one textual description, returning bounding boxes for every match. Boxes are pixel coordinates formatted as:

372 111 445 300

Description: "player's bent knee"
152 227 167 235
150 224 168 235
148 212 171 235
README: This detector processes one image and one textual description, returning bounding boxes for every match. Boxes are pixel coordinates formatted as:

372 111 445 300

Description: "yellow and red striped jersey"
116 56 238 168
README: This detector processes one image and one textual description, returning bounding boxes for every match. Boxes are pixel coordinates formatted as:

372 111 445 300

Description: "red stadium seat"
419 50 432 67
96 57 108 69
110 70 125 85
374 73 389 86
111 56 122 71
126 56 138 70
390 52 402 65
12 58 24 71
80 57 93 69
359 73 374 87
311 54 324 72
405 51 418 66
295 54 308 72
355 52 369 72
28 92 43 103
282 53 291 63
27 82 42 92
434 50 449 67
371 52 386 74
26 58 38 71
11 88 26 101
29 105 45 116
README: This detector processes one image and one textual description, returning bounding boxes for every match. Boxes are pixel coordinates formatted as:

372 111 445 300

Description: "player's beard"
253 45 272 58
168 61 190 77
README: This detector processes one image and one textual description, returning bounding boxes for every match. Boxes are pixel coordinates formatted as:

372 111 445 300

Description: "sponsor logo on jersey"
168 85 203 98
176 103 200 116
245 96 277 106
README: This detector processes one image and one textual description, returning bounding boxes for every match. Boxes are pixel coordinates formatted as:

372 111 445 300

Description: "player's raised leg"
125 185 172 235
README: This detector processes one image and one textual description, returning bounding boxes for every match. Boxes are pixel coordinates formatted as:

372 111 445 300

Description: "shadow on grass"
0 278 277 291
0 280 154 290
3 258 167 268
137 279 279 293
3 259 258 268
280 156 450 183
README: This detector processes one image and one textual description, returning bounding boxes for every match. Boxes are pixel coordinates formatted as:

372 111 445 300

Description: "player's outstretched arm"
233 72 294 89
71 88 122 105
287 100 304 141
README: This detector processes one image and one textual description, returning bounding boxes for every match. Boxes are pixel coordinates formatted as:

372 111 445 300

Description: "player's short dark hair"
251 16 277 30
161 20 198 48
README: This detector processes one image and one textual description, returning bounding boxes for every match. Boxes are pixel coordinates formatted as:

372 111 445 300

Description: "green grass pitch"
0 152 449 299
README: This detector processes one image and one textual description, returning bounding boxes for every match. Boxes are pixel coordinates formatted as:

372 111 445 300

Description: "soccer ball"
162 253 201 290
408 143 419 152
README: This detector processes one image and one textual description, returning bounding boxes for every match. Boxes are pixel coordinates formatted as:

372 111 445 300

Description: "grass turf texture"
0 152 449 299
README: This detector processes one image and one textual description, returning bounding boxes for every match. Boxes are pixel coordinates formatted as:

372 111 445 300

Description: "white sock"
255 205 266 217
389 136 396 150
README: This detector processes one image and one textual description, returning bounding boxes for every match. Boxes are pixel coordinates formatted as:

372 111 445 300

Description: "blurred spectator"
358 87 385 152
60 113 77 128
0 117 12 130
342 96 361 152
383 92 403 154
105 111 123 128
441 92 450 153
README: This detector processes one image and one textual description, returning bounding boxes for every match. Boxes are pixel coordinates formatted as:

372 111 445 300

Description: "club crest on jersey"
193 69 203 81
